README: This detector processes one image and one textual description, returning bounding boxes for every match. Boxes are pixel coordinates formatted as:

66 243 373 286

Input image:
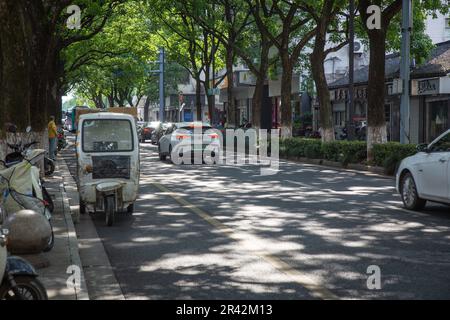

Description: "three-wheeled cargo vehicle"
76 113 140 226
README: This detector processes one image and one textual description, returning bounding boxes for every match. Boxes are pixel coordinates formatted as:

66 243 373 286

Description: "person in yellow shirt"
48 116 57 160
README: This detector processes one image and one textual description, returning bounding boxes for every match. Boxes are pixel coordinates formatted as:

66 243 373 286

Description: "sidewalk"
59 142 125 300
18 159 89 300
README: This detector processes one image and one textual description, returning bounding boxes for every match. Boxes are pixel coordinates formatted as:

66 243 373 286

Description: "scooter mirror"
7 124 17 134
26 126 32 133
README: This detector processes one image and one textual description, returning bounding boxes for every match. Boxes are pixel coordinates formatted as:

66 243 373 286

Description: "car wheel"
158 144 166 161
400 172 426 211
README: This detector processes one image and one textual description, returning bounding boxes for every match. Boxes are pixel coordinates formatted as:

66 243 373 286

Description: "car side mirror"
417 143 429 153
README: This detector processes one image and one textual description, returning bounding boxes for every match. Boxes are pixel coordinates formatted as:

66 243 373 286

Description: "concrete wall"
426 12 450 44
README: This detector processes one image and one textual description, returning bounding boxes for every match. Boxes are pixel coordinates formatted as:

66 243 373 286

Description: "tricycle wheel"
127 204 134 215
79 198 86 215
105 196 115 227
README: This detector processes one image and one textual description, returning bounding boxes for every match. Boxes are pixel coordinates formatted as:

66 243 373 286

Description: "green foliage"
372 142 417 174
63 1 189 107
281 138 416 173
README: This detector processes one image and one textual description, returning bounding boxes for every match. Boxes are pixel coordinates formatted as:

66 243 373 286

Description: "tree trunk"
310 8 335 143
252 77 264 130
225 44 236 127
367 30 388 160
143 96 151 122
195 75 202 121
251 43 270 130
280 55 293 137
0 0 32 131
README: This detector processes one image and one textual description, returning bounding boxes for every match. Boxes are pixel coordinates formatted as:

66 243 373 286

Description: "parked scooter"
57 127 68 152
0 208 48 300
2 126 54 213
5 125 55 176
0 149 54 252
1 127 55 252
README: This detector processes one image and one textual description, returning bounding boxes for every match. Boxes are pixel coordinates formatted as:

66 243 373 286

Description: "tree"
64 1 187 115
358 0 448 160
305 0 348 142
0 0 123 132
181 0 274 130
248 0 316 137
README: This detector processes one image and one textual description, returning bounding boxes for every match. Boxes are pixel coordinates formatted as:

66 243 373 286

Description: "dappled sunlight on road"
133 143 450 299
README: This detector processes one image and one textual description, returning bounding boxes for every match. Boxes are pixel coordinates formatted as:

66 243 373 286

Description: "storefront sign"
412 78 440 95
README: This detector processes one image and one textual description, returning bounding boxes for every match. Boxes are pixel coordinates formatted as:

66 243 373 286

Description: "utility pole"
347 0 355 140
148 48 166 122
400 0 412 144
159 47 165 122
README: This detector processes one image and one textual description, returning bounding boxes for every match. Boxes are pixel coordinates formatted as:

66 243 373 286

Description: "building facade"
327 40 450 144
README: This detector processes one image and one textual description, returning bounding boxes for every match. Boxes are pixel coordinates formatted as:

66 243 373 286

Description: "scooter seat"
95 182 124 193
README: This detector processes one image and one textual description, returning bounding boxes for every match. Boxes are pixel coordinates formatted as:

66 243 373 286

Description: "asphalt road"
67 140 450 300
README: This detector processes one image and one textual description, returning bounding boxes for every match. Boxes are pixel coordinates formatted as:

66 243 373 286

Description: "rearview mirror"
416 143 429 153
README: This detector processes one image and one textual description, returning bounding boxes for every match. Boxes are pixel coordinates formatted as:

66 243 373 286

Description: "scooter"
5 125 55 176
0 149 55 252
3 126 54 212
0 212 48 300
57 128 68 152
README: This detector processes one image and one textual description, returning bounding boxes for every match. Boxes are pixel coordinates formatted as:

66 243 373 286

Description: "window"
82 119 133 153
333 111 346 127
427 100 449 141
429 131 450 152
445 18 450 30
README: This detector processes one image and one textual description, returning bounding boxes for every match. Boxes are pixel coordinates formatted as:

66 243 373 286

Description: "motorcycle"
57 127 68 152
0 211 48 300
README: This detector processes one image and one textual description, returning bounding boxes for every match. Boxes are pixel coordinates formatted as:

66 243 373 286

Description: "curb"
58 159 90 300
59 149 125 300
283 156 395 180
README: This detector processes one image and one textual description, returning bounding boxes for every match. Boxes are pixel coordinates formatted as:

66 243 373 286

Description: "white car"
396 129 450 210
158 122 220 164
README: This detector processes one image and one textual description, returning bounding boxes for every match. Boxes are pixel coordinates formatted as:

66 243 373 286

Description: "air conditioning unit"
354 41 364 54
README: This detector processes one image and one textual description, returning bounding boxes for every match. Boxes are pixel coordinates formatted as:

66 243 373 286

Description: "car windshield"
82 119 134 152
179 125 212 134
430 131 450 152
147 122 160 128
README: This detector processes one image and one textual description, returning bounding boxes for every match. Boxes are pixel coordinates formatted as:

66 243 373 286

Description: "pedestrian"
48 115 57 160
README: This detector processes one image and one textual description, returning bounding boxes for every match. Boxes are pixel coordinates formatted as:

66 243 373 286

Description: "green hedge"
372 142 417 175
281 138 417 173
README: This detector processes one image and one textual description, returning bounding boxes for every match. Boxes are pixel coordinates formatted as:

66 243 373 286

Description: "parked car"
396 129 450 210
140 121 160 143
151 122 172 145
158 122 220 164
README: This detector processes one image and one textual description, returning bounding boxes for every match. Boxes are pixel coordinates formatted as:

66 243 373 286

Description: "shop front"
412 76 450 143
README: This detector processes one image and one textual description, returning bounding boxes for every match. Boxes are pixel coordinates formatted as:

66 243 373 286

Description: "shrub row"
372 142 417 174
280 138 417 174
